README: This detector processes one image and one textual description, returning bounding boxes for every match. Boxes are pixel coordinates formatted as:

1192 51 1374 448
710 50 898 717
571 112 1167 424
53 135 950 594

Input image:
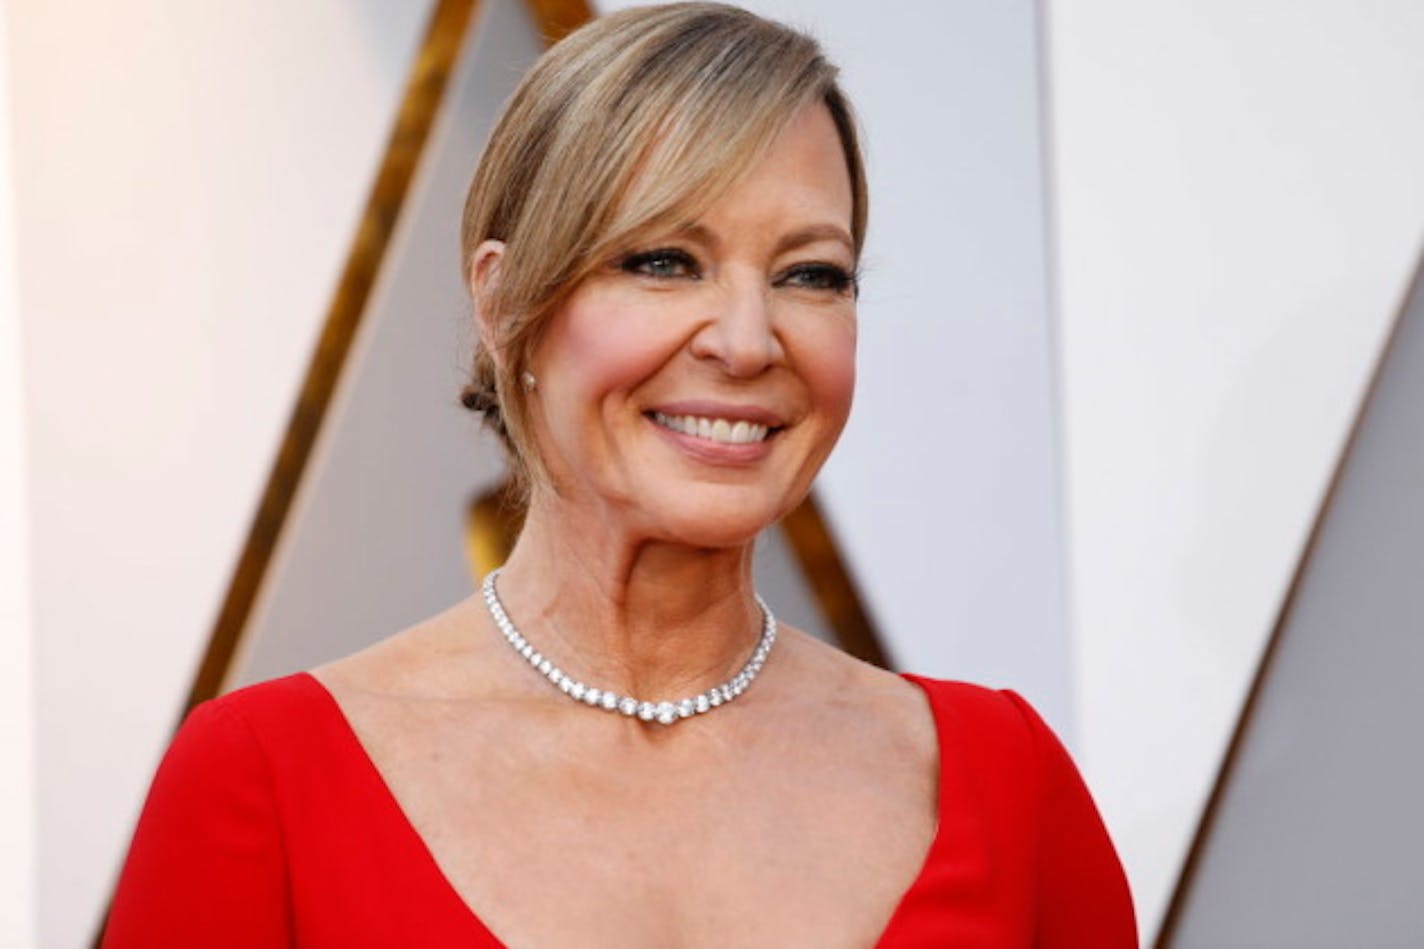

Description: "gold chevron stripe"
95 2 483 944
183 0 484 719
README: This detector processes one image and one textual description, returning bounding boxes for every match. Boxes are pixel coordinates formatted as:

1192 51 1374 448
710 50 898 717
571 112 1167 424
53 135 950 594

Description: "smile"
649 411 772 444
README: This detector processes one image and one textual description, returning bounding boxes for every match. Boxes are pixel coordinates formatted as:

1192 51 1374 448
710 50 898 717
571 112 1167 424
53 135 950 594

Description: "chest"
354 706 940 946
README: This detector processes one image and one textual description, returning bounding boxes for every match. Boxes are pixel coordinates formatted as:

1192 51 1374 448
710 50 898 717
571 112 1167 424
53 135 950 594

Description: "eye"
775 263 860 297
619 248 700 280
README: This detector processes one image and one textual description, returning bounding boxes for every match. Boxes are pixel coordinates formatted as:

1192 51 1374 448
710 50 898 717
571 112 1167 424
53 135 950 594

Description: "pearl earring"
520 371 537 392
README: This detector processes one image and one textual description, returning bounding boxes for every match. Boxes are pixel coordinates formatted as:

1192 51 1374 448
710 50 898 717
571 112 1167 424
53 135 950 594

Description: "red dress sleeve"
1003 691 1137 949
103 698 293 948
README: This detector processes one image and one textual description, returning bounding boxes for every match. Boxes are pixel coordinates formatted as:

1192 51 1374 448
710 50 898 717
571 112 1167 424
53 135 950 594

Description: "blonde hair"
459 1 867 491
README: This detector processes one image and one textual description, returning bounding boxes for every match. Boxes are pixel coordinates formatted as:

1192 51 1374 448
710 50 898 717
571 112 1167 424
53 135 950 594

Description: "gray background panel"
1171 258 1424 946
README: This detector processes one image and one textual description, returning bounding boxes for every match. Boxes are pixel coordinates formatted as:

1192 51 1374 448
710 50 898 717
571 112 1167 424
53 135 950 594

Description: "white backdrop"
1048 0 1424 932
6 2 433 945
0 6 37 944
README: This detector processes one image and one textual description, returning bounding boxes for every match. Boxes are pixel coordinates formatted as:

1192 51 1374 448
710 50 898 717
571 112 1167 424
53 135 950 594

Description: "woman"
105 4 1136 946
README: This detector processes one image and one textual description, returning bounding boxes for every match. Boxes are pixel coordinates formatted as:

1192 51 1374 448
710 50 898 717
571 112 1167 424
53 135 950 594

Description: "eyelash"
618 248 860 297
784 263 860 296
620 248 699 280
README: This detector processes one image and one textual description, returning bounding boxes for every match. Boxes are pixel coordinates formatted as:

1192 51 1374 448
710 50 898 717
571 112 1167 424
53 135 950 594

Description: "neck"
490 490 766 701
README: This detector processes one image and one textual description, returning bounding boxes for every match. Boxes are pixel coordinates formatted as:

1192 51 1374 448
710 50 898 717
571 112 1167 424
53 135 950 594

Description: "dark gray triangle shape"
1168 251 1424 947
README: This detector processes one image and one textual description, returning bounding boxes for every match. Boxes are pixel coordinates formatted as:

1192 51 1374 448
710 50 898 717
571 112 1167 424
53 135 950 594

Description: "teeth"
651 412 771 444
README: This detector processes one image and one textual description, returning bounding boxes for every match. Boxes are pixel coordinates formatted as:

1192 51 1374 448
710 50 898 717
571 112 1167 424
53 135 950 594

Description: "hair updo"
459 1 867 492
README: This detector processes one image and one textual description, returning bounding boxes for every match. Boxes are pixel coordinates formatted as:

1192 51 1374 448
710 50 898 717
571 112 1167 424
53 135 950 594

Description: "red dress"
104 672 1136 947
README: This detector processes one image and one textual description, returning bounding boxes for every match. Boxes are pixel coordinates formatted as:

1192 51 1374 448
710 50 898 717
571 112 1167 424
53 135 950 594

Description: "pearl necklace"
481 568 777 726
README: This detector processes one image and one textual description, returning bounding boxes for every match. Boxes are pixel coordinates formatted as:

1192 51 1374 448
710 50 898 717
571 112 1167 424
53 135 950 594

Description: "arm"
1003 691 1138 949
103 698 292 948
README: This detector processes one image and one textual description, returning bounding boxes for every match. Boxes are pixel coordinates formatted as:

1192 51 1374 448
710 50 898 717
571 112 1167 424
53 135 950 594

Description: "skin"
315 103 940 947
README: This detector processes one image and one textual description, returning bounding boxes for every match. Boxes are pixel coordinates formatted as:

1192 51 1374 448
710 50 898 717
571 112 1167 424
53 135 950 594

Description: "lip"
645 413 778 466
645 400 788 428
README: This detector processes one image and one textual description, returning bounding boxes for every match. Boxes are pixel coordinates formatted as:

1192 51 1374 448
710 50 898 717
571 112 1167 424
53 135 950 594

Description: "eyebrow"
673 222 855 257
774 224 855 257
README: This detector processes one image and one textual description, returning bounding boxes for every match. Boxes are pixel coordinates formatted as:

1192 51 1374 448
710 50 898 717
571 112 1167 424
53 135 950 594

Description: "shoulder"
166 675 312 770
157 673 366 799
311 593 504 702
206 672 330 723
127 678 330 834
106 692 304 943
758 628 941 787
901 677 1137 942
898 675 1086 810
901 675 1037 723
776 628 937 740
183 673 339 754
899 675 1048 752
901 675 1060 749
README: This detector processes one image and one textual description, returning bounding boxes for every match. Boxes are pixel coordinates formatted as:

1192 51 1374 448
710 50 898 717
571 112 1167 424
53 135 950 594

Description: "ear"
469 239 507 363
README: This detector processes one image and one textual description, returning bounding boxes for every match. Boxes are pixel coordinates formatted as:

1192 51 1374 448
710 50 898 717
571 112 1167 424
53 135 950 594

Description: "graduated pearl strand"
481 568 777 726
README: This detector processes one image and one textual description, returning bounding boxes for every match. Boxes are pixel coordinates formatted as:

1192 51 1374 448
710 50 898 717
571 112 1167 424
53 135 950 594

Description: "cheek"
547 296 652 390
535 297 690 502
537 291 685 441
799 318 857 422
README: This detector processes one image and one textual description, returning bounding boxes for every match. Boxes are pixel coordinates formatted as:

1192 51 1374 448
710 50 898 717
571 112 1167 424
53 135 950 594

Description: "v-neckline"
298 670 950 946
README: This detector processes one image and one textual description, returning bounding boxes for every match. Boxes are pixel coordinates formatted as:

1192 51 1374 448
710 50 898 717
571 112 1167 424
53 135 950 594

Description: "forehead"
694 103 855 249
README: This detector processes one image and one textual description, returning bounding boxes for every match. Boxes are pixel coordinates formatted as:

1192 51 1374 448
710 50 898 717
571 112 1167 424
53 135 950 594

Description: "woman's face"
526 102 857 547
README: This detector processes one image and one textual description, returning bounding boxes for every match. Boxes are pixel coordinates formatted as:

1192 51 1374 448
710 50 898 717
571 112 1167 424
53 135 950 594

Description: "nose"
688 274 784 378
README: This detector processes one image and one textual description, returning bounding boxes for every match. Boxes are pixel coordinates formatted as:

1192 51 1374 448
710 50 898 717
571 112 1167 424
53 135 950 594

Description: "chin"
641 485 793 549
